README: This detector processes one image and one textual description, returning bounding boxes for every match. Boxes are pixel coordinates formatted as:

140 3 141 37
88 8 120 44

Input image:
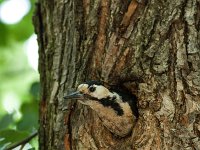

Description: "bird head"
64 81 138 137
64 81 113 101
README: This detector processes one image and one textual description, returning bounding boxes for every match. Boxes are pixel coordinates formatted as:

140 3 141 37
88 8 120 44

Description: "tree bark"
33 0 200 149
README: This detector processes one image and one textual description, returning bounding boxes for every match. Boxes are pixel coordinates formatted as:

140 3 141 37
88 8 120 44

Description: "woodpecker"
64 81 138 137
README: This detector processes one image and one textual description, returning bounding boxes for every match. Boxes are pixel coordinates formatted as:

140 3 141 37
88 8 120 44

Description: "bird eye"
89 86 96 92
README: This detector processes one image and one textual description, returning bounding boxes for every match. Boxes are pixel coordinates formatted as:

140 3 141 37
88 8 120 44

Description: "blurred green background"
0 0 39 149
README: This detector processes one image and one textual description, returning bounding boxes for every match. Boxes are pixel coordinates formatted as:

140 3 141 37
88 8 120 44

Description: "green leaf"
0 0 4 4
0 114 14 130
0 129 29 149
0 23 9 46
28 148 36 150
17 101 39 131
0 1 35 45
29 82 40 99
9 13 34 42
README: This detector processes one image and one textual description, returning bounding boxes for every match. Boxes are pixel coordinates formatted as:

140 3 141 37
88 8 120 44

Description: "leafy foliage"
17 99 39 132
0 114 14 130
0 82 39 149
0 130 29 149
0 0 39 149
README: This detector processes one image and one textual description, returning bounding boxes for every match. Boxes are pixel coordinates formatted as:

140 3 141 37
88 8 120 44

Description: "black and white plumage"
64 81 138 137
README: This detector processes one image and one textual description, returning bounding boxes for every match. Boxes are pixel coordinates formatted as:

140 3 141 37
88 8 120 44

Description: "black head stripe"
84 80 103 87
99 97 124 116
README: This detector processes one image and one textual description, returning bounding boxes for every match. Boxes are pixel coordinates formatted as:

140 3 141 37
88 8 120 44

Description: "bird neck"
109 92 122 103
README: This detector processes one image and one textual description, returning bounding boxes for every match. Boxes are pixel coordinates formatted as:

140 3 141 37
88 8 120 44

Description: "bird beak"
63 91 84 100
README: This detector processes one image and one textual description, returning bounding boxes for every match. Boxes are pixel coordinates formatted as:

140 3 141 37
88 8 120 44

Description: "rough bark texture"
33 0 200 149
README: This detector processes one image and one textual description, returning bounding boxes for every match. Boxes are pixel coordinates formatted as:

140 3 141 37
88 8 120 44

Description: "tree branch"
5 131 38 150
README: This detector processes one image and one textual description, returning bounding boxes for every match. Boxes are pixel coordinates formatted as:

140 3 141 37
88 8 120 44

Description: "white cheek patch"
91 85 111 99
77 84 113 100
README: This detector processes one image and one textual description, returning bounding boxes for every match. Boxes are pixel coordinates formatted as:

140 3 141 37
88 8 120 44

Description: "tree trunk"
33 0 200 149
